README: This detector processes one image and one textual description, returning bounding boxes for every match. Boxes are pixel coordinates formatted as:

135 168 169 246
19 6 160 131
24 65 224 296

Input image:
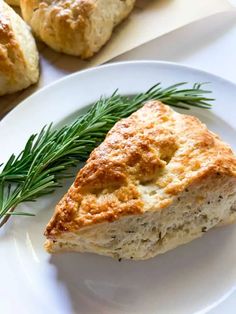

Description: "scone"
20 0 135 58
45 101 236 260
0 0 39 96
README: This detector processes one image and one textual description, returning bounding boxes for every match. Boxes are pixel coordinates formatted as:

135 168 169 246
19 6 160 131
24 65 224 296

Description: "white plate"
1 61 236 314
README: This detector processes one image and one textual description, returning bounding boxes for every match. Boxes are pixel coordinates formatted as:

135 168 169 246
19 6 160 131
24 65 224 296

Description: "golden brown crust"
45 101 236 238
0 11 26 78
21 0 94 57
0 1 39 95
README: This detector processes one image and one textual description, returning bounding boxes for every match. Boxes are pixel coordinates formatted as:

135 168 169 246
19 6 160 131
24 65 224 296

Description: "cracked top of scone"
45 101 236 238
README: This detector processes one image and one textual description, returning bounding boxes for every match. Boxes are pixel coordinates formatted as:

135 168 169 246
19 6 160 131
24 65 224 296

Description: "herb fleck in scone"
45 101 236 260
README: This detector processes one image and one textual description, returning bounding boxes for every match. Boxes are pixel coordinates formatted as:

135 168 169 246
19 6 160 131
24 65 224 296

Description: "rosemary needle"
0 82 214 227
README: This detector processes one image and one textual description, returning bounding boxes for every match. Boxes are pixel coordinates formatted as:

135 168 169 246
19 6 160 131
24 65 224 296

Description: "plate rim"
1 59 236 125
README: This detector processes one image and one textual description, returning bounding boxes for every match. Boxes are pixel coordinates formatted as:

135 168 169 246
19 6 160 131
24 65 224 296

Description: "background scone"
0 0 39 96
21 0 136 58
45 101 236 260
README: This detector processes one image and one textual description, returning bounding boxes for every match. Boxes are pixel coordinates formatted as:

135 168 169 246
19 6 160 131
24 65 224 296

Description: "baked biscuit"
21 0 136 58
45 101 236 260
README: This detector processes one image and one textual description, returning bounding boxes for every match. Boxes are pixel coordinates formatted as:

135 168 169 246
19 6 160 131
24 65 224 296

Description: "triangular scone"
45 101 236 260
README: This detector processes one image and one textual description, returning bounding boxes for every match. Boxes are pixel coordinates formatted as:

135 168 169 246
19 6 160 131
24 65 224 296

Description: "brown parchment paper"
0 0 233 117
90 0 233 66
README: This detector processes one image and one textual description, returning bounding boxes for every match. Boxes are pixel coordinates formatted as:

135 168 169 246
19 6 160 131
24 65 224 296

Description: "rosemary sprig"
0 83 214 227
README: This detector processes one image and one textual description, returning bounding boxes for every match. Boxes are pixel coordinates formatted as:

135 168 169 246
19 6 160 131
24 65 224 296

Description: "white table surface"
2 3 236 313
114 9 236 84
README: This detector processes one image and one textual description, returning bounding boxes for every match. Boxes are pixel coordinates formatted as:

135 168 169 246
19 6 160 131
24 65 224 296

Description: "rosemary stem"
0 206 16 228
